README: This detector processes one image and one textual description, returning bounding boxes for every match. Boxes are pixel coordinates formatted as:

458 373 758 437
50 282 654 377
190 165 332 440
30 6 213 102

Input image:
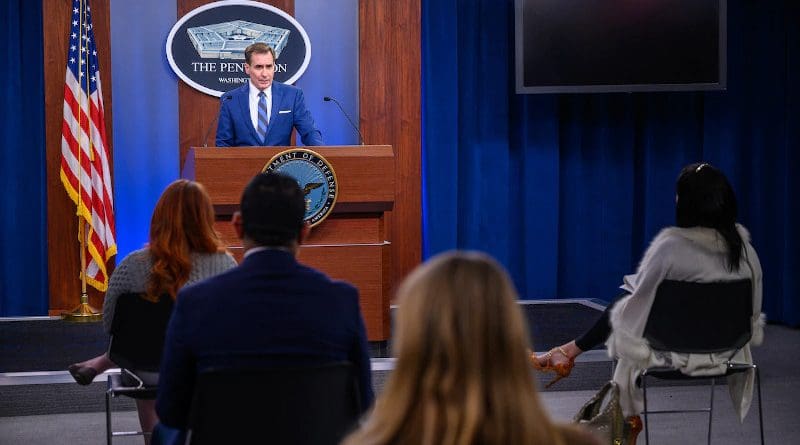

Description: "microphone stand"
323 96 365 145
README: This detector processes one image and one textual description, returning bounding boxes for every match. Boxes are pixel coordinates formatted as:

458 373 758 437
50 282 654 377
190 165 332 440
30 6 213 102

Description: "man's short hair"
244 43 276 65
240 172 305 247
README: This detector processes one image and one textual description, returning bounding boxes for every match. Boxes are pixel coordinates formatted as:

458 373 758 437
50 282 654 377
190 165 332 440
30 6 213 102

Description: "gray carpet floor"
0 381 794 444
1 323 797 444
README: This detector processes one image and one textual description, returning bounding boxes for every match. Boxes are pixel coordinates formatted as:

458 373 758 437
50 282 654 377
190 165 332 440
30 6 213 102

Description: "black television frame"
514 0 727 94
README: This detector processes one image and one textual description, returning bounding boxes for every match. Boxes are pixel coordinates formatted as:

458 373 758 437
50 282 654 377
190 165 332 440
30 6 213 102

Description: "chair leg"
105 391 112 445
755 367 764 445
642 374 650 445
707 378 715 445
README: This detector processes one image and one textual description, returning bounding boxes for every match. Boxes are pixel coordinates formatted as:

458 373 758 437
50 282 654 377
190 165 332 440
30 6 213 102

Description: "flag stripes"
60 0 116 291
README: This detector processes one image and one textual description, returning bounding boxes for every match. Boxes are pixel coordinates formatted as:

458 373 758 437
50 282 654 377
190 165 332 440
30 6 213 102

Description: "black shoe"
68 364 98 385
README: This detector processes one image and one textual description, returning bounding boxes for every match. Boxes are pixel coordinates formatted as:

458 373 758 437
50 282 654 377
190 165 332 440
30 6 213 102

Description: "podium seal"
263 149 338 227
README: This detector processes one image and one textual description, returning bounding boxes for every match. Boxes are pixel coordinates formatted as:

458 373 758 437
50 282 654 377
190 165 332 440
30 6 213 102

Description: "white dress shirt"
248 82 272 132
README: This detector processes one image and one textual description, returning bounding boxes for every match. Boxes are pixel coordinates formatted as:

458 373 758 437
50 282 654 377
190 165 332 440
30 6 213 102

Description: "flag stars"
73 8 79 14
73 20 78 26
71 32 77 39
70 45 76 52
69 57 76 64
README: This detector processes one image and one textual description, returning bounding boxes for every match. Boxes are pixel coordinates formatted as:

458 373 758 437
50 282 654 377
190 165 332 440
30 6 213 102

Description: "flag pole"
62 220 102 322
63 0 101 323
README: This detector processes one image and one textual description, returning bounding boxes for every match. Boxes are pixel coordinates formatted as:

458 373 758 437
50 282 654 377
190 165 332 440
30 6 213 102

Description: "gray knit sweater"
102 248 237 333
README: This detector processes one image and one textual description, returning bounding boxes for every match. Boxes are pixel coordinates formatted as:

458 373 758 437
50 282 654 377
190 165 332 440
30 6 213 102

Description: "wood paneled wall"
360 1 422 295
44 0 421 314
44 0 113 313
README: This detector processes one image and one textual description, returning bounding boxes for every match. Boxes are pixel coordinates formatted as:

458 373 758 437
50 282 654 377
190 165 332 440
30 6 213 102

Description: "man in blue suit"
215 43 324 146
156 172 373 429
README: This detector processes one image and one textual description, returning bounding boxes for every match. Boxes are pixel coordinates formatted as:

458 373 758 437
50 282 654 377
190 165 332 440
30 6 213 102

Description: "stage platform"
1 300 615 416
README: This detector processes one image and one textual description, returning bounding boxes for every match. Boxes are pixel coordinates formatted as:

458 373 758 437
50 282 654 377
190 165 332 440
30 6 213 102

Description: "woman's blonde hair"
145 179 226 301
344 251 567 445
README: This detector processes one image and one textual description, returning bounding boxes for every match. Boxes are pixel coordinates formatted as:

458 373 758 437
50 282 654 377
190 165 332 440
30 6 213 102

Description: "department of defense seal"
262 149 337 227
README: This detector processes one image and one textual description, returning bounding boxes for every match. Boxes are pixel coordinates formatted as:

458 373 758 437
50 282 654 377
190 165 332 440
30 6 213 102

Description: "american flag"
60 0 116 292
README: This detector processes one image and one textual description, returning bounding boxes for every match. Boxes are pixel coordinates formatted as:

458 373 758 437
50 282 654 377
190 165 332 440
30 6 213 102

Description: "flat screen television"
515 0 726 94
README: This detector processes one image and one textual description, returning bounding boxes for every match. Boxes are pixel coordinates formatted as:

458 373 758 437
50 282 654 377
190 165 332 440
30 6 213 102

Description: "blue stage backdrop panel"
1 1 48 316
110 0 179 260
295 0 360 146
421 0 800 325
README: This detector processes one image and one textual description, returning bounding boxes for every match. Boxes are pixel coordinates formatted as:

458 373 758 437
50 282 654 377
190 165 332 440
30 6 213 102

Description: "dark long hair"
675 163 743 271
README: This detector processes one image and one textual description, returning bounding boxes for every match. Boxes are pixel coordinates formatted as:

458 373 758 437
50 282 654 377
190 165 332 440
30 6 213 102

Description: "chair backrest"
108 292 174 372
187 361 361 445
643 279 752 354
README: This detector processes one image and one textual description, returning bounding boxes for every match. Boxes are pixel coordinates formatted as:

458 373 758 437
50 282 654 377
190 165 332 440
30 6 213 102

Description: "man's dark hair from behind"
240 172 305 248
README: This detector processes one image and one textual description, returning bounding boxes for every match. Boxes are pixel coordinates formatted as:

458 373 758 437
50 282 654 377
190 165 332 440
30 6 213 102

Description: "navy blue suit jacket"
155 250 373 428
215 82 324 147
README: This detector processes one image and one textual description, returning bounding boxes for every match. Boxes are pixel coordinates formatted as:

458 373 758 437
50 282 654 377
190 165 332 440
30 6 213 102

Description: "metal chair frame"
106 369 158 444
641 362 763 445
639 279 764 445
103 292 173 444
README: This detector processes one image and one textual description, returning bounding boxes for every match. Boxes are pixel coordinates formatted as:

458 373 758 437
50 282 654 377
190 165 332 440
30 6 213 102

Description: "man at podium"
215 42 324 147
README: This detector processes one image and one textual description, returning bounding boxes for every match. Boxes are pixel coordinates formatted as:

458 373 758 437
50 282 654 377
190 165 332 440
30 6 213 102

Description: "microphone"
323 96 365 145
202 96 233 147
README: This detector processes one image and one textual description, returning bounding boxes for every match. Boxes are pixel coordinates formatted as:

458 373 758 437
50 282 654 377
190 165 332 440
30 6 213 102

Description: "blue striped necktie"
257 91 268 143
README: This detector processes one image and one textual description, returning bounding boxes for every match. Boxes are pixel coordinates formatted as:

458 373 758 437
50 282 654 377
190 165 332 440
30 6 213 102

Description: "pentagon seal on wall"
166 0 312 97
263 149 337 227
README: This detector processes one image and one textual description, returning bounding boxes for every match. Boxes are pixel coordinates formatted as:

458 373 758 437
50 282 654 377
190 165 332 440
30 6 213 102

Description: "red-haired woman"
68 179 236 441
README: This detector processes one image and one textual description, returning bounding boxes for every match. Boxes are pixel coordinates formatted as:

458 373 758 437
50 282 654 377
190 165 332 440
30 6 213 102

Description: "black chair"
639 279 763 445
105 292 174 444
186 361 362 445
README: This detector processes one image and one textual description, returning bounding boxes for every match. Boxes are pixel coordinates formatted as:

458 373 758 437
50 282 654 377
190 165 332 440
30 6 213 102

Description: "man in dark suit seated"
215 42 324 147
155 172 373 429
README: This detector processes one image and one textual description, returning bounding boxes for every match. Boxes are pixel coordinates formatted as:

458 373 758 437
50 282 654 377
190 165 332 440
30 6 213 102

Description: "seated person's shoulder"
126 247 151 263
297 264 358 295
192 250 237 267
113 248 152 277
331 279 358 296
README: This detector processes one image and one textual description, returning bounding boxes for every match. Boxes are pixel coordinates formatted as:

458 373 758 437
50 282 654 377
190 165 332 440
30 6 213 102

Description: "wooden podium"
182 146 395 341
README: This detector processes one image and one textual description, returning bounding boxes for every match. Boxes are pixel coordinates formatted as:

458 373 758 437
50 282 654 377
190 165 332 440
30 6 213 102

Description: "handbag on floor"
573 380 641 445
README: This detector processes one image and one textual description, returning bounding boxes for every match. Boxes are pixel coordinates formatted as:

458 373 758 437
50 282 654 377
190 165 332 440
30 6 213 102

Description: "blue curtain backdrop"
0 1 48 316
422 0 799 326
